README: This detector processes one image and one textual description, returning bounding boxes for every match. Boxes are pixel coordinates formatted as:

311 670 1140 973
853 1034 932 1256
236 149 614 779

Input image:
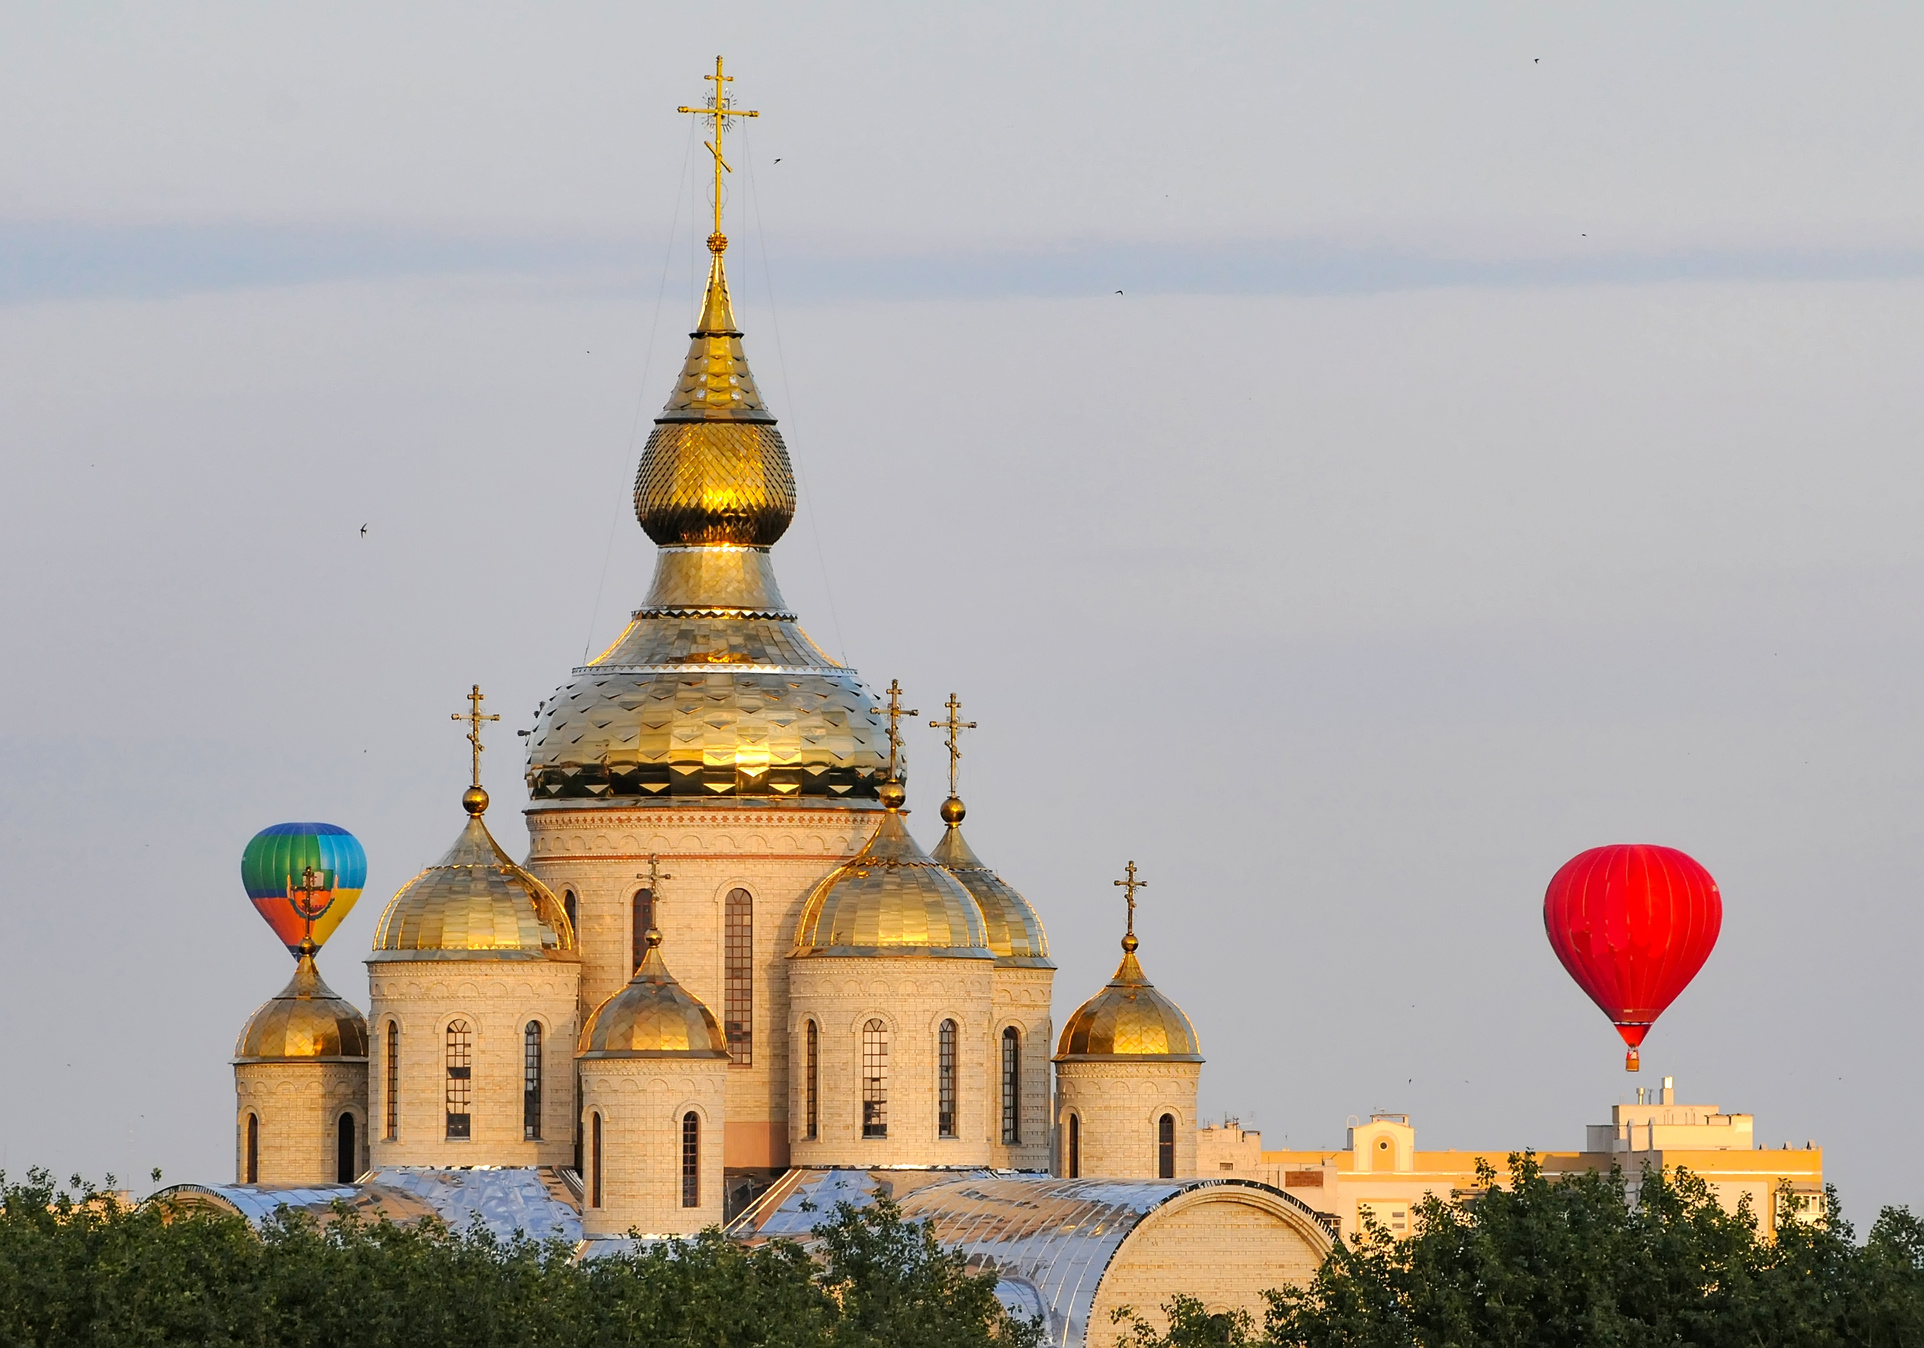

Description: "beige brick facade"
990 966 1055 1171
366 959 580 1168
579 1057 727 1236
233 1061 367 1186
1054 1060 1200 1180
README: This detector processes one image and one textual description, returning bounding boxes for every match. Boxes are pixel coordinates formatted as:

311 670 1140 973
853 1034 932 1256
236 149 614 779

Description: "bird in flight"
360 523 368 537
773 157 782 163
1115 289 1123 295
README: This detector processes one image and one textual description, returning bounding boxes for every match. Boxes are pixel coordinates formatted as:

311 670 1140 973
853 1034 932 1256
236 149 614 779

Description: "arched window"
337 1112 357 1184
1001 1027 1021 1145
562 890 577 940
445 1020 472 1140
245 1113 259 1184
523 1022 543 1141
1158 1113 1176 1179
682 1112 700 1208
591 1112 603 1208
937 1020 958 1138
631 887 654 973
724 889 753 1065
804 1020 819 1140
861 1019 889 1138
383 1021 399 1141
1068 1113 1081 1178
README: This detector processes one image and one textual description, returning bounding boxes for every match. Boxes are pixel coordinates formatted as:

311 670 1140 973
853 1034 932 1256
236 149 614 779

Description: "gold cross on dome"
928 693 977 799
872 679 918 781
451 684 500 788
1114 861 1147 938
678 55 759 251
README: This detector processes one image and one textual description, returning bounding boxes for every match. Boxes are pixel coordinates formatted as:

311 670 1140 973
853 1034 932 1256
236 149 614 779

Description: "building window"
337 1113 356 1184
938 1020 958 1138
1158 1112 1176 1179
523 1022 543 1141
724 889 752 1066
861 1019 889 1138
591 1112 603 1208
562 890 577 940
445 1020 472 1140
682 1112 700 1207
384 1020 399 1141
245 1113 259 1184
1068 1113 1081 1178
631 888 654 973
1001 1027 1021 1145
804 1020 819 1140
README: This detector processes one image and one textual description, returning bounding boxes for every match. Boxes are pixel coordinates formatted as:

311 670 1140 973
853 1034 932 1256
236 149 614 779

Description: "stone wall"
990 965 1054 1171
1054 1059 1201 1180
579 1056 727 1236
233 1060 367 1185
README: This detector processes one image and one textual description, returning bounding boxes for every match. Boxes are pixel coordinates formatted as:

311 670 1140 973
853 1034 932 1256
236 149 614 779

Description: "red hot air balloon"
1543 844 1722 1071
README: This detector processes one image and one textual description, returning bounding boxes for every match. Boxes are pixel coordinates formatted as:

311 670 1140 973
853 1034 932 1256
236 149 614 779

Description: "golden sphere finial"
645 926 663 951
462 784 489 816
707 232 728 254
1122 930 1140 954
940 795 966 826
877 779 906 811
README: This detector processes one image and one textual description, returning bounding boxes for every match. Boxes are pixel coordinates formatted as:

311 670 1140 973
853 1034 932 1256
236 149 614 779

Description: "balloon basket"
1625 1047 1640 1072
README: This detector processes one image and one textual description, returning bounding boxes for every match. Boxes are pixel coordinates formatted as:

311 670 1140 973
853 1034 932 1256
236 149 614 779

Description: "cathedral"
199 59 1338 1346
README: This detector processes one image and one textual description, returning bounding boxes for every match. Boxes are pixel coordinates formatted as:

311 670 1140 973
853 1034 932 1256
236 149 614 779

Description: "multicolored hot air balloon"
242 823 367 956
1543 844 1722 1071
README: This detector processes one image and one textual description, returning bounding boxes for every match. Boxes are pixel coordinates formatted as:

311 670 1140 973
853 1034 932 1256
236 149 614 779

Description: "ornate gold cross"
451 684 500 788
678 55 759 251
928 693 976 799
1115 860 1147 938
873 679 918 782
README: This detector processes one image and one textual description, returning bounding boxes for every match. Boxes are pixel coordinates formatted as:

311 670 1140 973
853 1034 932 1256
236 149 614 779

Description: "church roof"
233 952 368 1062
930 816 1052 968
369 788 576 961
1056 938 1202 1062
579 929 728 1058
791 806 993 958
151 1167 585 1244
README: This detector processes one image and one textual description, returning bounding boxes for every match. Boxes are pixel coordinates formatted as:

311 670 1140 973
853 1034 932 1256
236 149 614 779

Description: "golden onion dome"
579 929 728 1059
929 804 1052 968
792 807 993 959
234 953 369 1062
370 792 577 961
1055 936 1202 1061
527 249 891 803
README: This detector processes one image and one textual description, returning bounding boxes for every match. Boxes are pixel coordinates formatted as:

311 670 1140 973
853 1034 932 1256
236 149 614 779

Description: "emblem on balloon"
1543 844 1722 1071
241 823 367 956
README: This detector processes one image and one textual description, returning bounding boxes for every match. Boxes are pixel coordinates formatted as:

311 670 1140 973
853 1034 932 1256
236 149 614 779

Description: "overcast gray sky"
3 3 1922 1218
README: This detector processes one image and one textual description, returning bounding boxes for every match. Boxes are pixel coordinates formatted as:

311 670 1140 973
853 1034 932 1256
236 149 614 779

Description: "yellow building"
1199 1076 1824 1241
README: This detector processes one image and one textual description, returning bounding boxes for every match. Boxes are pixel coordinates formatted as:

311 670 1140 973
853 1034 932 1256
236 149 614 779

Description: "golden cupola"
1056 866 1202 1061
791 683 993 959
370 779 577 962
579 926 728 1059
234 953 369 1062
526 61 888 803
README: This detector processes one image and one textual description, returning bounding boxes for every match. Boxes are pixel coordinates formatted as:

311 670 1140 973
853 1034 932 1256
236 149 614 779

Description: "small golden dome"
792 809 993 958
579 931 728 1058
234 953 369 1061
1055 946 1202 1061
370 805 576 961
930 819 1052 968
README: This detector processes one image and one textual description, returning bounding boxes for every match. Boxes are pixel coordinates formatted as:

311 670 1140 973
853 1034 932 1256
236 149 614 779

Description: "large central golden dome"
527 243 889 802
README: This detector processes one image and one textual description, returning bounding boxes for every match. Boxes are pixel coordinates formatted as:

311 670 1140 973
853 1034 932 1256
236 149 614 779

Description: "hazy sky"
3 3 1922 1218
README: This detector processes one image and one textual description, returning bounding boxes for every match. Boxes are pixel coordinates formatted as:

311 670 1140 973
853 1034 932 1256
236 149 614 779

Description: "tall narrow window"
383 1021 399 1141
337 1113 356 1183
445 1020 472 1139
562 890 577 940
591 1112 603 1208
861 1019 889 1138
1068 1113 1081 1178
631 888 654 973
245 1113 259 1184
1001 1027 1021 1145
682 1112 700 1207
937 1020 958 1138
1158 1113 1176 1179
804 1020 819 1140
523 1021 543 1140
724 889 753 1065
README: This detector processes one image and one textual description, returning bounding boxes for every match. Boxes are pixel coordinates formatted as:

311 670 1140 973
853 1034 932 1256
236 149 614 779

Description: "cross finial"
1114 861 1146 953
928 693 977 802
677 55 759 254
636 853 673 952
872 679 918 784
286 864 336 959
451 684 501 789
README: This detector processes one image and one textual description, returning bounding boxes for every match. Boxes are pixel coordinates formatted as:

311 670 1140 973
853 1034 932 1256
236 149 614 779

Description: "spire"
1114 860 1147 972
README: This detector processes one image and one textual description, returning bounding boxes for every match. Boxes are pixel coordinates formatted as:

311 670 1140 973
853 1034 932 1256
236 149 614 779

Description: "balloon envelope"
1543 844 1721 1060
242 823 367 954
